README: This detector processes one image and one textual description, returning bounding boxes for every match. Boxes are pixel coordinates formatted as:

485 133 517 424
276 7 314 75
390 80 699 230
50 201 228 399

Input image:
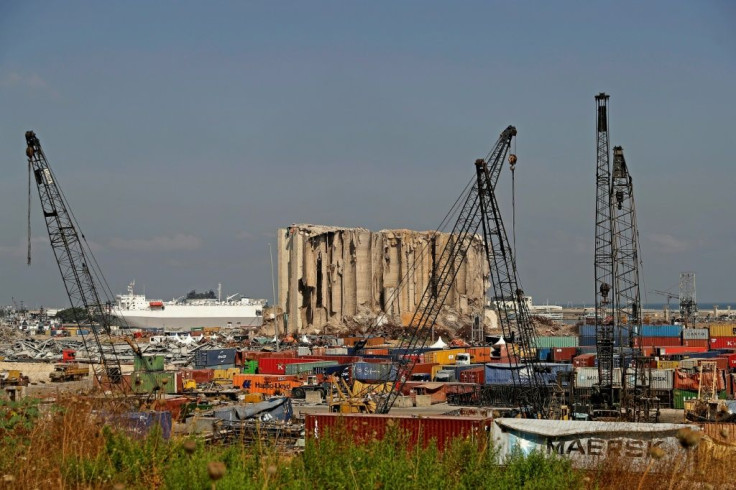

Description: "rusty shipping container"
682 339 709 348
552 347 578 362
458 366 485 384
572 354 596 367
634 336 682 347
304 413 492 450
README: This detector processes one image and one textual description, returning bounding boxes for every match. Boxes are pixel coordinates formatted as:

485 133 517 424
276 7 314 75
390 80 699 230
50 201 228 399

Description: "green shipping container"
134 355 165 372
242 360 258 374
534 336 579 348
284 361 338 376
673 389 727 409
131 371 176 395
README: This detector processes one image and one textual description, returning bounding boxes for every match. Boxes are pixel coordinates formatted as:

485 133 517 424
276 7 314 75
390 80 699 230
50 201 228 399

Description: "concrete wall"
278 224 489 333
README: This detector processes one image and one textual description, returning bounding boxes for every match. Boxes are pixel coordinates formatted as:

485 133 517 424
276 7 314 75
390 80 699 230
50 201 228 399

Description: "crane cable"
510 138 517 258
27 161 31 265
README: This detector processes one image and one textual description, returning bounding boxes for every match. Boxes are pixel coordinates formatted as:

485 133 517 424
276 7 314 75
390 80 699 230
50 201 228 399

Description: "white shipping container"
297 346 311 356
575 367 622 388
636 369 674 390
682 328 709 340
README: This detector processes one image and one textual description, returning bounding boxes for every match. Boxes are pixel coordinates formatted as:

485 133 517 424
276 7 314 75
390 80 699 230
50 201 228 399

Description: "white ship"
115 282 266 331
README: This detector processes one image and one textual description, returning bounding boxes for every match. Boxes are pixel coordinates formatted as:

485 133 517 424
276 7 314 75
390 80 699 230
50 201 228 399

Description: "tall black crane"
364 126 546 416
25 131 127 393
593 93 616 406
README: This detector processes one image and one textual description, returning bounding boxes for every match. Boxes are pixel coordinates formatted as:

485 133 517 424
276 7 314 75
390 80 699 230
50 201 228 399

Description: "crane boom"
25 131 126 393
370 126 540 414
593 93 615 405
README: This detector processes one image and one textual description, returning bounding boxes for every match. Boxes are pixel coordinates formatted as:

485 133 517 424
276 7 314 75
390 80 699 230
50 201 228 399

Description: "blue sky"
1 1 734 308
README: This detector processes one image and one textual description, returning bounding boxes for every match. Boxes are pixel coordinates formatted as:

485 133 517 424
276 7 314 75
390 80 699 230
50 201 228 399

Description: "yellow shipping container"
709 325 736 337
431 364 444 380
657 360 680 369
424 349 466 365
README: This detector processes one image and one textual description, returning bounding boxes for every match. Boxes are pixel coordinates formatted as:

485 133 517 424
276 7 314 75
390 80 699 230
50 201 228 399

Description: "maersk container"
640 325 682 338
575 367 622 388
134 355 165 372
284 360 338 376
534 337 578 348
353 362 397 382
195 348 236 368
682 328 709 340
637 369 674 390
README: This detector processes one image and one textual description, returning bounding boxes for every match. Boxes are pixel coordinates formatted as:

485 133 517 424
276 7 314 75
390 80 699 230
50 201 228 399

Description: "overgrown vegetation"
0 396 733 489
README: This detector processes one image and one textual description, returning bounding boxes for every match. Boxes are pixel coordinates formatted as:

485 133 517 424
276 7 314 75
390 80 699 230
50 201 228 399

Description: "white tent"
301 334 311 344
493 337 506 346
430 336 448 349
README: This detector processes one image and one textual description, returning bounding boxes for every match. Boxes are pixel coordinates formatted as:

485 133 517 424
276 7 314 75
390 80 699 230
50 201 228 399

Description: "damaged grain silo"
277 224 489 334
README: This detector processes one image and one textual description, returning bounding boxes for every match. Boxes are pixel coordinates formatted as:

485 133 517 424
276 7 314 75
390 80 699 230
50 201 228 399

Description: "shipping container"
682 339 709 348
701 357 729 371
284 361 338 376
297 346 311 356
340 337 386 348
656 346 707 355
574 367 624 388
242 360 258 374
657 360 680 369
134 355 165 372
534 336 579 348
423 349 467 365
635 336 682 347
304 413 491 450
468 347 492 364
573 354 596 368
459 366 485 384
709 337 736 349
232 374 302 396
409 363 439 375
537 348 551 362
552 347 578 362
721 353 736 369
258 357 307 375
637 369 674 390
353 362 398 382
682 328 709 340
709 325 736 337
673 389 698 409
325 347 349 356
640 325 682 338
673 368 726 391
195 348 237 368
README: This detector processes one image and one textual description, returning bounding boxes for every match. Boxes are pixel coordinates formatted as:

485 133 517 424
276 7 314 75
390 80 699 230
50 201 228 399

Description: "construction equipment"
679 272 698 327
25 131 128 395
0 370 30 387
683 361 729 422
650 288 678 322
593 93 616 409
49 363 90 382
344 126 546 416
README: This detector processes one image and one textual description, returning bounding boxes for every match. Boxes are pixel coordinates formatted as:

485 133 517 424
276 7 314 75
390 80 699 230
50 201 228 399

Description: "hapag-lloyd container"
304 413 492 450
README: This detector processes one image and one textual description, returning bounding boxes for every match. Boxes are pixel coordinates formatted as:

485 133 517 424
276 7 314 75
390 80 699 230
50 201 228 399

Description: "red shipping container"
552 347 578 362
304 413 491 451
673 369 725 391
573 354 596 367
721 353 736 369
710 337 736 349
657 346 707 355
257 357 304 375
682 339 709 348
703 357 729 371
459 367 485 385
635 336 681 347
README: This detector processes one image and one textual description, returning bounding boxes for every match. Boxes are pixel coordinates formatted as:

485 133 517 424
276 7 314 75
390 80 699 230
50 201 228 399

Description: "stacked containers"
579 325 634 347
682 328 709 348
709 325 736 349
284 360 338 375
534 337 578 348
636 325 682 348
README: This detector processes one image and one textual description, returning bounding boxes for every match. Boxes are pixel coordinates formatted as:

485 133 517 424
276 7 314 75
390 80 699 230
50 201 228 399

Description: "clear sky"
1 1 734 309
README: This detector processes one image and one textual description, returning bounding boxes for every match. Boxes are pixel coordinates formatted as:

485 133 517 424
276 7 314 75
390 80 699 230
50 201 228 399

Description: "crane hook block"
26 147 34 158
509 154 517 165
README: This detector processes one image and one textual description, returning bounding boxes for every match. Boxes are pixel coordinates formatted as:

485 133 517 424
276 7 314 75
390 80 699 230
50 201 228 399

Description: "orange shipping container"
232 374 302 396
468 347 492 363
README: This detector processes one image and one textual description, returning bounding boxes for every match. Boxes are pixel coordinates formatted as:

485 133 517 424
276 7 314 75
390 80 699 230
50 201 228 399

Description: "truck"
49 363 90 382
0 370 30 387
290 375 331 399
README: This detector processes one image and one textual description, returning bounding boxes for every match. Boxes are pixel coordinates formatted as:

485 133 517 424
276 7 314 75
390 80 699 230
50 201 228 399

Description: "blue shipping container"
353 362 398 382
640 325 682 338
537 348 551 361
484 364 522 385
